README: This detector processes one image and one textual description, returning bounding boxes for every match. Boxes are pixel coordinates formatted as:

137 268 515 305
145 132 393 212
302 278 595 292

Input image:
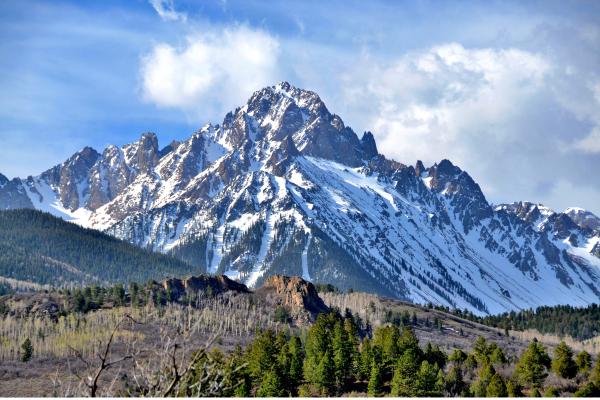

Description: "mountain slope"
1 82 599 314
0 209 196 286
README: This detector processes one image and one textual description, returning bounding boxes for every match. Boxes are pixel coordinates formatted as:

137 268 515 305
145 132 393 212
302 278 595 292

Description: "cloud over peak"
140 25 280 122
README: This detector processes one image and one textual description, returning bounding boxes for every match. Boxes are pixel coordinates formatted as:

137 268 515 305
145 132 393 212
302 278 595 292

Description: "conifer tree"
445 365 468 396
417 360 442 396
333 320 351 389
471 362 496 397
20 338 33 362
367 361 383 397
287 336 304 393
248 329 279 383
551 341 577 379
390 348 421 396
486 373 508 397
515 339 551 389
256 369 285 397
315 350 335 395
359 338 373 381
575 350 592 374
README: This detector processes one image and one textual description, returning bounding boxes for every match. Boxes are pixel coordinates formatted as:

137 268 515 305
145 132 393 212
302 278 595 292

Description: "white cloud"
140 25 280 122
149 0 187 23
339 43 550 166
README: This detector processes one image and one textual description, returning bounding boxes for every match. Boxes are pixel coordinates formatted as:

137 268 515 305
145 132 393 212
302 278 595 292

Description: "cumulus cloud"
149 0 187 22
140 25 280 122
333 42 600 211
340 43 550 165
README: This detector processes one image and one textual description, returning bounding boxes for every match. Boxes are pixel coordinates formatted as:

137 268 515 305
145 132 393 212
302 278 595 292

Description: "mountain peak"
564 207 600 231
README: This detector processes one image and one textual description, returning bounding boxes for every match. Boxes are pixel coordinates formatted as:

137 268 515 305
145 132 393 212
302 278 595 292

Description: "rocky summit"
1 82 600 315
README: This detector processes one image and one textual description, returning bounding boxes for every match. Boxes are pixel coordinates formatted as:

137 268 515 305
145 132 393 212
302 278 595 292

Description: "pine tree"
20 338 33 362
367 361 383 397
287 336 304 393
576 350 592 374
417 360 442 396
515 339 551 389
551 341 577 379
256 369 285 397
471 363 496 397
248 329 279 383
486 373 508 397
507 379 524 397
359 338 373 381
333 320 351 389
315 351 335 396
445 365 467 396
390 348 421 396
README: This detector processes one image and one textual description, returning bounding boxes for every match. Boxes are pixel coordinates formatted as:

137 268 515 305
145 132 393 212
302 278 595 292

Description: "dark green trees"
486 373 508 397
20 338 33 362
367 361 384 396
551 341 577 379
576 350 592 374
515 339 551 389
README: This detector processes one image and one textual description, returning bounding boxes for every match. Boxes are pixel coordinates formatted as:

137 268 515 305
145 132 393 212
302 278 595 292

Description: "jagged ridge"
1 82 599 315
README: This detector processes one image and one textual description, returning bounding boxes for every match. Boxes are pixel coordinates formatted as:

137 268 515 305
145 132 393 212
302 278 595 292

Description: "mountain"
0 209 196 287
1 82 599 314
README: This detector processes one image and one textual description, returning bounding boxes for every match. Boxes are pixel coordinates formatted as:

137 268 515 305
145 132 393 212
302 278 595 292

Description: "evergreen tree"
390 348 421 396
489 343 508 365
551 341 577 379
445 365 468 396
515 339 551 389
543 387 560 397
487 373 508 397
574 382 600 397
471 363 496 397
397 327 423 359
417 360 443 396
507 378 524 397
333 320 351 389
367 361 383 397
256 369 285 397
372 325 400 379
303 313 336 386
449 349 468 365
424 342 447 369
286 336 304 394
315 350 335 395
20 338 33 362
359 338 373 381
576 350 592 374
247 329 279 384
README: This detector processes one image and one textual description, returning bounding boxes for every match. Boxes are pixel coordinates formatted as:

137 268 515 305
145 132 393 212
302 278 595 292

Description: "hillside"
0 209 196 287
1 276 599 397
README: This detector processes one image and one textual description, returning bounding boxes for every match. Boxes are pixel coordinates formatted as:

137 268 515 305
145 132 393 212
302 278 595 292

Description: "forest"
2 281 600 397
0 209 197 286
429 303 600 341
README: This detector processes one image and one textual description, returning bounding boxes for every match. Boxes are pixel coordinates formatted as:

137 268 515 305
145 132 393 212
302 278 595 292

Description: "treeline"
38 280 204 314
172 311 600 397
429 303 600 341
0 209 196 286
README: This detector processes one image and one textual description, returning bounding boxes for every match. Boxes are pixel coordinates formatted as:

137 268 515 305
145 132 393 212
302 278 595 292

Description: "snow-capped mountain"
2 82 600 315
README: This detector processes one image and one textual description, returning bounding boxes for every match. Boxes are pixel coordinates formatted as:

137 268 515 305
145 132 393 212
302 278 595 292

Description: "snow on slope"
2 82 600 315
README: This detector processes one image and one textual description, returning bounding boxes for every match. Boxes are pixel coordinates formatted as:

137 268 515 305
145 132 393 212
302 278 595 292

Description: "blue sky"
1 0 599 214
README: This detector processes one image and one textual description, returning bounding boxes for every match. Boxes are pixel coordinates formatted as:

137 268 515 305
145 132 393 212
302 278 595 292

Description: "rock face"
259 275 328 314
162 274 249 299
2 82 600 315
0 174 33 209
256 275 329 324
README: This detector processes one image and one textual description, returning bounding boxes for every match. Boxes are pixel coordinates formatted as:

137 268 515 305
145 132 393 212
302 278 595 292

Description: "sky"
0 0 599 214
